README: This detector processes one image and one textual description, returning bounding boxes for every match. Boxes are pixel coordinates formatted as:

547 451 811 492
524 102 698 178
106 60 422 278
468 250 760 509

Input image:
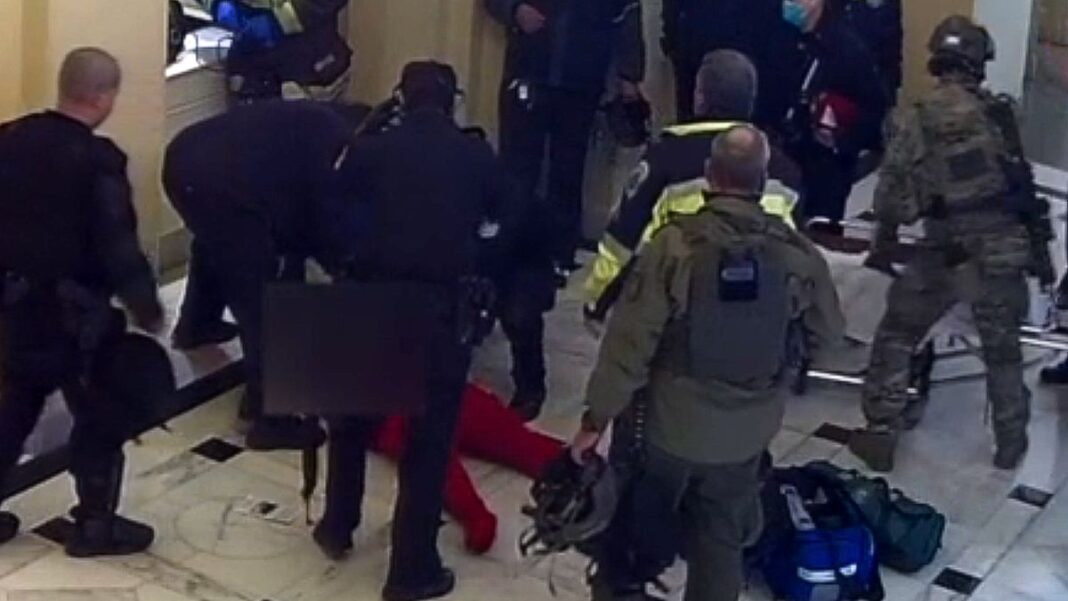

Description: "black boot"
66 458 154 558
510 388 546 423
0 511 19 545
66 515 155 558
382 568 456 601
1040 359 1068 385
994 435 1029 471
245 416 326 451
312 522 354 561
848 426 899 473
171 319 240 350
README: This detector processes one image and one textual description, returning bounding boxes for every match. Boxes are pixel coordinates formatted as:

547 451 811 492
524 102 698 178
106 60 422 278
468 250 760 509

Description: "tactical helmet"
90 333 176 439
520 453 619 556
928 15 995 70
398 61 461 113
604 96 652 148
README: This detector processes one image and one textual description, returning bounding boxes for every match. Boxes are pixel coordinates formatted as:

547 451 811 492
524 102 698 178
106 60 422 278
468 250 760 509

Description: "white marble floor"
2 269 1068 601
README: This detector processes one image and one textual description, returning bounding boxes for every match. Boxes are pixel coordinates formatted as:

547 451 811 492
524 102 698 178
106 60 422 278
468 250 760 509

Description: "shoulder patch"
624 161 651 199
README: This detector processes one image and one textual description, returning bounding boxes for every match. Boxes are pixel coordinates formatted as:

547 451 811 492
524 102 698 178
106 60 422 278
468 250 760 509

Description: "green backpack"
805 461 946 574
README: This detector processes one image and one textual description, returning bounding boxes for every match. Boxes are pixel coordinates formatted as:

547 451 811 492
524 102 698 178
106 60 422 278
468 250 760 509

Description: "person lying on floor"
368 382 563 554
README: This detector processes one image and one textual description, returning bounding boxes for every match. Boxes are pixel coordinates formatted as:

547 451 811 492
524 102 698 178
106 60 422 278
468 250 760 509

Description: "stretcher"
799 181 1068 395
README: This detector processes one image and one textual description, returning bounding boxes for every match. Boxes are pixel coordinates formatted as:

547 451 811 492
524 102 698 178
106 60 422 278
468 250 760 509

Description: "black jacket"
756 13 888 156
163 100 355 269
838 0 903 101
223 0 351 100
337 110 518 284
661 0 769 65
486 0 645 90
0 111 160 326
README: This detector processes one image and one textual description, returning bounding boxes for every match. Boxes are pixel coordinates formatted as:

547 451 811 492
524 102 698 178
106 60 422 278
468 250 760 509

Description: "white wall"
974 0 1035 98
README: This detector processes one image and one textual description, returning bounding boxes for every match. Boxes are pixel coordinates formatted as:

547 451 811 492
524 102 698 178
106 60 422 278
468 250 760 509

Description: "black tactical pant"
797 142 859 226
169 186 279 421
497 270 554 398
671 54 700 122
595 445 763 601
320 312 472 590
498 80 602 266
0 322 125 516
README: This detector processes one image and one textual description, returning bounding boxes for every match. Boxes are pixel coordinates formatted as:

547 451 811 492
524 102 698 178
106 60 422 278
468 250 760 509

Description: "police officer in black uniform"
758 0 887 233
0 48 163 556
661 0 768 120
314 62 515 601
485 0 645 275
163 100 360 450
837 0 904 107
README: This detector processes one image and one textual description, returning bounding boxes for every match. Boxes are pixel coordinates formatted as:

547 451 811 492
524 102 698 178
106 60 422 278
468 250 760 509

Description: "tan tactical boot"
848 426 899 473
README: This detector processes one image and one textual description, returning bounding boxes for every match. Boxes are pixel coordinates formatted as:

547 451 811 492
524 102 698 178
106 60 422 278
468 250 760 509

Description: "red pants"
370 383 562 553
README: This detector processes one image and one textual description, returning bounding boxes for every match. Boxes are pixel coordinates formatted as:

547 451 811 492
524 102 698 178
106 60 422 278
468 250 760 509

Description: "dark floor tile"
191 438 244 463
32 517 73 545
813 423 852 445
1009 484 1054 509
933 567 982 596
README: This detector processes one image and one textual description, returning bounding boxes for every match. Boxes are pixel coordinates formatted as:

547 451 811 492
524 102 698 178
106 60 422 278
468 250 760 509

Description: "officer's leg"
499 294 547 422
594 444 687 600
852 264 955 472
315 416 376 559
682 454 763 601
172 238 239 350
62 379 154 557
384 324 471 597
546 87 601 268
0 377 52 544
672 55 698 122
799 146 844 232
972 275 1031 469
497 77 547 195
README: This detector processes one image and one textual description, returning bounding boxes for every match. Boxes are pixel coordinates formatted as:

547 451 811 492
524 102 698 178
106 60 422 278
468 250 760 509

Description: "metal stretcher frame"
807 328 1068 389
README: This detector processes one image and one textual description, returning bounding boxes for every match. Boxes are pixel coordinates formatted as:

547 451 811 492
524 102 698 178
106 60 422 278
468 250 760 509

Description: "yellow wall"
17 0 167 254
0 0 23 119
903 0 976 99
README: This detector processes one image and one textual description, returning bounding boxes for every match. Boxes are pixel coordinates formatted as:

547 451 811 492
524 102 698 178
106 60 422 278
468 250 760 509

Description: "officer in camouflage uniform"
850 15 1055 473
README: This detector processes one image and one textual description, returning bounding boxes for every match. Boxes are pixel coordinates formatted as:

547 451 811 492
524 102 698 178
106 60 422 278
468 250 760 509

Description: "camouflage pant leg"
972 274 1030 443
863 266 957 427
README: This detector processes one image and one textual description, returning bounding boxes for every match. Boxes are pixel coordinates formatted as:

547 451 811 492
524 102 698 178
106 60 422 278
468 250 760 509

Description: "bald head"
694 50 758 120
57 48 122 128
705 125 770 196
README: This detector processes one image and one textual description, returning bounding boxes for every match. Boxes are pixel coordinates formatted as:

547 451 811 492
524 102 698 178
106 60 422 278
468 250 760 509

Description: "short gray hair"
708 125 770 193
58 47 122 102
695 50 758 119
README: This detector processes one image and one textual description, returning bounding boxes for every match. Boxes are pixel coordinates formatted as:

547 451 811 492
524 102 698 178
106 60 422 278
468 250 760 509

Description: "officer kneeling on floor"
569 125 844 601
850 15 1055 474
0 48 166 556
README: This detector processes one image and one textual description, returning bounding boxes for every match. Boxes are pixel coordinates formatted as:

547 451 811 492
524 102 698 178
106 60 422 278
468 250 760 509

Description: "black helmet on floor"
91 333 176 439
604 96 652 148
928 15 995 78
520 453 619 556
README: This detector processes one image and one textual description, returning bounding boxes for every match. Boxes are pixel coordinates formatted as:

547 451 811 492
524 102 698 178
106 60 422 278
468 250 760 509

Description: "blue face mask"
782 1 808 30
